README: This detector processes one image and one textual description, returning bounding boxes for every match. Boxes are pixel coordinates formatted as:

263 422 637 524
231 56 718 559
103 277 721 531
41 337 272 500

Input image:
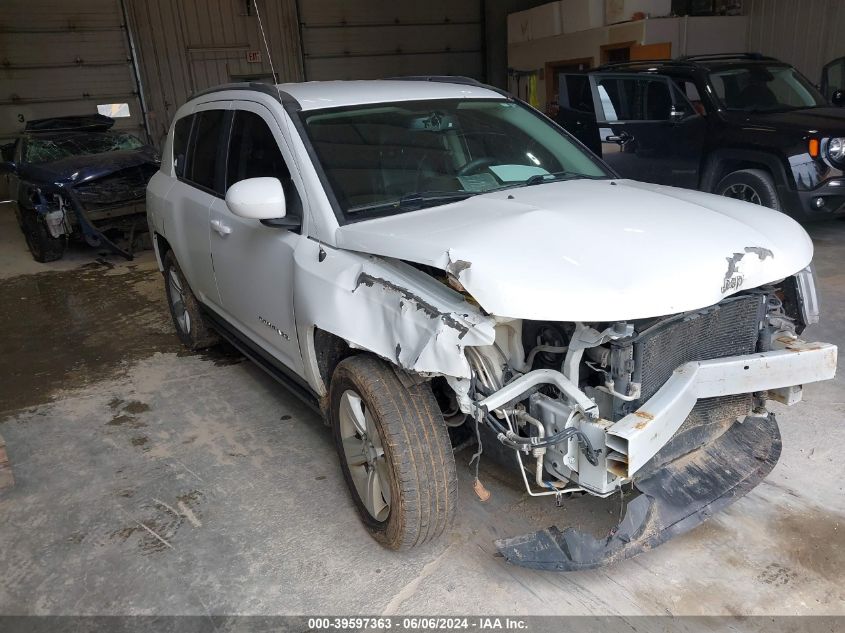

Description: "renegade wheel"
716 169 781 211
163 250 218 350
17 207 65 262
329 355 457 550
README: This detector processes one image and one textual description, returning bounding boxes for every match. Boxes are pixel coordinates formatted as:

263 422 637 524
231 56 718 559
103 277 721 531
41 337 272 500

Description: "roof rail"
597 59 691 70
386 75 511 97
188 82 282 101
387 75 485 86
677 52 779 62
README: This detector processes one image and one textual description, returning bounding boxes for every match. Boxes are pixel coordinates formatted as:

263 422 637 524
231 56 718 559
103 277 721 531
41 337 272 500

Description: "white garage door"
0 0 146 143
299 0 484 81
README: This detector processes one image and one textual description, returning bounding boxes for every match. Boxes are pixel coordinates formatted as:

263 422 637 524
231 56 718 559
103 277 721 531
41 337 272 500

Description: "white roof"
276 80 504 111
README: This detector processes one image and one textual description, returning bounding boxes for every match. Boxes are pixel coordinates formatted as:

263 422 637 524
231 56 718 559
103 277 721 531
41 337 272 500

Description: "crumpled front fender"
295 243 496 384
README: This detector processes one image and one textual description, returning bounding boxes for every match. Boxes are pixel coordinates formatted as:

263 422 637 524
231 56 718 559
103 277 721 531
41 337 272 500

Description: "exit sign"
246 50 262 63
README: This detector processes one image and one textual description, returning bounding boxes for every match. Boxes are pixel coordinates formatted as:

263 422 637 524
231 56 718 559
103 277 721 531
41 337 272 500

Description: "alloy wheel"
724 183 762 205
167 267 191 335
337 389 391 521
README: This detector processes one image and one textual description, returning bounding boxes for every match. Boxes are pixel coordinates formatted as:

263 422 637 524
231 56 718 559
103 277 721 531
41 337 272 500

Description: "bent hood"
335 179 814 321
19 147 159 187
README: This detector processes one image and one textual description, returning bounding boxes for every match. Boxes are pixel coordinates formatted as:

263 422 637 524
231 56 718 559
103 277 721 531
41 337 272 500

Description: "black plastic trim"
200 305 321 414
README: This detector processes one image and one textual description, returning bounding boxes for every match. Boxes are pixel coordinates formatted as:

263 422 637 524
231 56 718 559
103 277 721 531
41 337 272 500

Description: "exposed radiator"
633 294 765 404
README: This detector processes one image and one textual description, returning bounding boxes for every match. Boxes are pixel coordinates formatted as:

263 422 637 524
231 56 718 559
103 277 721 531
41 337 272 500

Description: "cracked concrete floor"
0 204 842 616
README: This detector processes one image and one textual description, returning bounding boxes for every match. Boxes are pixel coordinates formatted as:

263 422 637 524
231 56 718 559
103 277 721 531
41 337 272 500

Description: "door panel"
557 73 601 156
166 102 231 307
589 73 705 187
209 102 305 374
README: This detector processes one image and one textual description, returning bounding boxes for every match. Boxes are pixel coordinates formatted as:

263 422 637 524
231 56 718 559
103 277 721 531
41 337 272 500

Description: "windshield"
709 64 827 112
302 98 609 220
24 132 144 164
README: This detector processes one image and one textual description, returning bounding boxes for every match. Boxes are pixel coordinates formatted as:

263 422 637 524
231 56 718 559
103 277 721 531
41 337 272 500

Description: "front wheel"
17 207 65 262
715 169 781 211
330 355 457 550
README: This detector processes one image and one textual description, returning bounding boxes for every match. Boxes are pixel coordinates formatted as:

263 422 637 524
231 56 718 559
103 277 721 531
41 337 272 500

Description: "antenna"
252 0 279 84
251 0 324 251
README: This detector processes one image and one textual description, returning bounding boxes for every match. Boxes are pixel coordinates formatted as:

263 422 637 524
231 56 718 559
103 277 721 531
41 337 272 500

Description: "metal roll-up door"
0 0 147 143
298 0 484 81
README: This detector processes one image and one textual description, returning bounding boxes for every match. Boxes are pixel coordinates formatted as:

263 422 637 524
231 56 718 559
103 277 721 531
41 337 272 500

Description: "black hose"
483 413 600 466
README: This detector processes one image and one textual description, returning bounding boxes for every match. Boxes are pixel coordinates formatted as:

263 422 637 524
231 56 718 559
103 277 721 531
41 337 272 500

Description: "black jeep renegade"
555 54 845 221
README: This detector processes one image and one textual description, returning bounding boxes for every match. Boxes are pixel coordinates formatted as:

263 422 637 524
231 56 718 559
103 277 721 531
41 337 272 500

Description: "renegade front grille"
634 294 764 403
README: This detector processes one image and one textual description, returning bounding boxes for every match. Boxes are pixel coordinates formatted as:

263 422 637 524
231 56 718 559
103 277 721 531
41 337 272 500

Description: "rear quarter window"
186 109 226 193
172 115 193 178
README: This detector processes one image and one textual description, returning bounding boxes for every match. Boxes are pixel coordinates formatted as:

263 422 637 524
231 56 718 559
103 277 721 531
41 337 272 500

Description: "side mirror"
225 177 286 220
0 161 17 175
832 90 845 107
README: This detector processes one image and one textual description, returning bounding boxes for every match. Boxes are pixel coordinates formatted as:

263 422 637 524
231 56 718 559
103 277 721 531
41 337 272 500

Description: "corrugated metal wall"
0 0 145 142
124 0 302 145
298 0 484 80
745 0 845 84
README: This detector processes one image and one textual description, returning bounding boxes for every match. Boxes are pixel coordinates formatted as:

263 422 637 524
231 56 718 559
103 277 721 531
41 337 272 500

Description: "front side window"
709 64 826 111
225 110 301 217
302 98 608 221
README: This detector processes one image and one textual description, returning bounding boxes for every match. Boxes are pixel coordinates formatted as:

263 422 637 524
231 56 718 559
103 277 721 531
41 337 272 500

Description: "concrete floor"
0 203 842 616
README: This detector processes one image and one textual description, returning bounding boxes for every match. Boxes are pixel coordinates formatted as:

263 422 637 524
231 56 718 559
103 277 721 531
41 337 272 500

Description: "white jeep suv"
146 78 837 571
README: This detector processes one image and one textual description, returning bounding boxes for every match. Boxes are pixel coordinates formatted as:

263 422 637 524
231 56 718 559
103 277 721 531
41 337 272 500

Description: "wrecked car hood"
335 179 813 321
18 147 159 187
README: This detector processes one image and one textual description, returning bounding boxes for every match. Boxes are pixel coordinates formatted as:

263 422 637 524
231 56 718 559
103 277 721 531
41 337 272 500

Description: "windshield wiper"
523 170 572 186
348 191 477 214
501 170 607 190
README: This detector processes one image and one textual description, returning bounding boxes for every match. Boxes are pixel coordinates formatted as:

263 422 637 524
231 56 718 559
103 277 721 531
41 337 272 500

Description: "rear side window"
594 76 674 121
186 109 226 193
560 75 594 113
172 115 192 178
226 110 301 218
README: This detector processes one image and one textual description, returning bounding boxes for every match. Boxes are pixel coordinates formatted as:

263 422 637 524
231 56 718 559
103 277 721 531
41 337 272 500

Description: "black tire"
329 355 457 550
715 169 781 211
162 250 218 350
17 207 65 262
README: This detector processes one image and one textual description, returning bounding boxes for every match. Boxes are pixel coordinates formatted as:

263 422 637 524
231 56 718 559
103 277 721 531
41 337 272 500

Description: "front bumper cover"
496 411 781 571
490 335 836 570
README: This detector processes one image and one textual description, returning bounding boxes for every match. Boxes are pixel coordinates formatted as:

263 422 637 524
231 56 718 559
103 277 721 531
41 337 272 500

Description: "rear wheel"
716 169 781 211
17 207 65 262
329 355 457 550
163 250 218 350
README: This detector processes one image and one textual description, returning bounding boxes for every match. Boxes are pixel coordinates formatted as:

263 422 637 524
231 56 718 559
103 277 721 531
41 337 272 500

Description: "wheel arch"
700 149 793 193
152 231 171 272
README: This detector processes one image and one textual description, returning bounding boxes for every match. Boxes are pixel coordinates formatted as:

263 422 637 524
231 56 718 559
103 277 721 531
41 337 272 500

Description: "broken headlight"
780 265 820 333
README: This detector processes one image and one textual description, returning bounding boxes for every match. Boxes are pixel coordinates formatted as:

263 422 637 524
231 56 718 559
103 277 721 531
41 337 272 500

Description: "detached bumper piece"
495 412 781 571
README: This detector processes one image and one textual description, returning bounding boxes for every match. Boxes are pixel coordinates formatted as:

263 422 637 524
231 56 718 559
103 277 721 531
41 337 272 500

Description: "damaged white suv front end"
333 176 836 569
148 79 837 571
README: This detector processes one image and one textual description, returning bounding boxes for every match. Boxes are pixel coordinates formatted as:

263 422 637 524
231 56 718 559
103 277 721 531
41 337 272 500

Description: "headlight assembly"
826 137 845 163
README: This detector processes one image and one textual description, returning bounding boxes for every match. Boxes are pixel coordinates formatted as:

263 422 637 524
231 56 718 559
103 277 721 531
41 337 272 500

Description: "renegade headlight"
826 137 845 163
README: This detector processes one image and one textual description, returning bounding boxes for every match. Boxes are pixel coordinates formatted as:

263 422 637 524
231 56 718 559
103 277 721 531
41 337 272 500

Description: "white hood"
335 179 813 322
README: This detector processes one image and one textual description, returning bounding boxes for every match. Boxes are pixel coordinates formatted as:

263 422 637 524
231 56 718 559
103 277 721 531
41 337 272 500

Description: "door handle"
606 131 632 144
210 218 232 236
